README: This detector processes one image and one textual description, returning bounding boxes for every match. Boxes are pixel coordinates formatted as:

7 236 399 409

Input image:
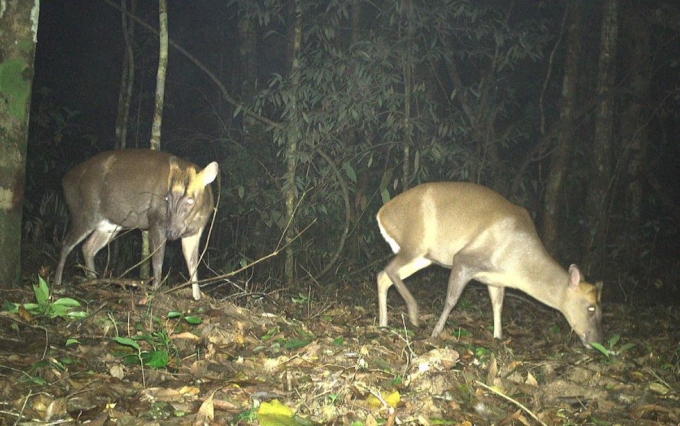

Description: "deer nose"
166 228 183 240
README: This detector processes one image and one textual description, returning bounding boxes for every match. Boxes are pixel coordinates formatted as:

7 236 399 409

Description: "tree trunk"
542 0 582 256
0 1 39 288
115 0 136 150
150 0 168 151
284 0 303 287
400 0 414 190
619 0 650 226
111 0 136 277
583 0 619 274
142 0 168 281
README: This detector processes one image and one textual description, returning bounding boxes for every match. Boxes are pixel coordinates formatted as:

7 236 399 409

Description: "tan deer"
376 182 603 347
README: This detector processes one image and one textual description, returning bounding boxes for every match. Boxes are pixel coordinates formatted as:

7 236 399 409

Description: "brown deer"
54 149 218 300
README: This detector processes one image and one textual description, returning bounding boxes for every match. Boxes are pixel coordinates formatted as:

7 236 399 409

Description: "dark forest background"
24 0 680 305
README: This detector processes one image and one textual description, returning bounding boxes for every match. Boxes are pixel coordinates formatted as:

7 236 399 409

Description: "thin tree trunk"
0 1 39 288
583 0 619 274
400 0 414 190
115 0 136 150
542 0 582 255
111 0 136 276
150 0 168 151
142 0 168 281
284 0 303 287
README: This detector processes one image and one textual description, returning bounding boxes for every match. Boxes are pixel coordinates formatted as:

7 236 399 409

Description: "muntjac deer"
54 149 218 301
376 182 603 347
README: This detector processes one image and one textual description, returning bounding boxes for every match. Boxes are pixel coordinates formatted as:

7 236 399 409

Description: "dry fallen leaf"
526 371 538 386
196 392 215 423
109 364 125 380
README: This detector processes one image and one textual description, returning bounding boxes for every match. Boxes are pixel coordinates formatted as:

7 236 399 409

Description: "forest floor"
1 273 679 425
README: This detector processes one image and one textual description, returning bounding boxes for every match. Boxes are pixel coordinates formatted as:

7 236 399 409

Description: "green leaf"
284 339 311 350
24 376 48 386
607 333 621 349
142 350 169 368
184 316 202 325
34 277 50 305
381 188 391 204
65 338 81 346
47 305 69 318
342 162 357 183
2 300 17 312
52 298 81 307
261 327 279 341
114 337 141 351
619 343 636 353
590 343 610 358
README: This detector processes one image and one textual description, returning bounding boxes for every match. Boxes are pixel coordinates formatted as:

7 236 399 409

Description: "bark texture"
542 0 582 256
0 1 39 287
583 0 619 274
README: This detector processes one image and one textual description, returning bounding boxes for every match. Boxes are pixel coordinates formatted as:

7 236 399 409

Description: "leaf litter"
0 278 679 425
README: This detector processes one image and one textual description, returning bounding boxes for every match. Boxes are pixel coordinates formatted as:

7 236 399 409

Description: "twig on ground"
475 380 547 426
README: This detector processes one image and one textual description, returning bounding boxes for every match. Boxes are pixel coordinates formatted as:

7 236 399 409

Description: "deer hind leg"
81 221 120 279
55 221 95 285
431 264 474 338
378 253 432 328
487 285 505 339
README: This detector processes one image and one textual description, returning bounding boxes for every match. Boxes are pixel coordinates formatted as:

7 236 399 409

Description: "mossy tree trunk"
0 1 40 288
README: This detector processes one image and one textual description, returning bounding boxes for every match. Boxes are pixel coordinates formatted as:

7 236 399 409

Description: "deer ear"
199 162 219 186
568 264 582 289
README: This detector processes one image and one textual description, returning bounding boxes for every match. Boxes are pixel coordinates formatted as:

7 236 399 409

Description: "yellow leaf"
384 391 400 407
257 399 297 426
366 391 400 409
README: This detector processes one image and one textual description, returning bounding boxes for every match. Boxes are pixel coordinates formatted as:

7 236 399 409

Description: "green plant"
114 329 175 369
234 407 257 422
261 326 280 341
474 346 492 362
291 293 310 304
3 276 86 319
591 333 635 358
21 357 77 385
451 326 469 339
391 375 404 386
166 310 203 332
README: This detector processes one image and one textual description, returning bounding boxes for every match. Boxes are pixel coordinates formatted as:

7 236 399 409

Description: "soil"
1 276 678 425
